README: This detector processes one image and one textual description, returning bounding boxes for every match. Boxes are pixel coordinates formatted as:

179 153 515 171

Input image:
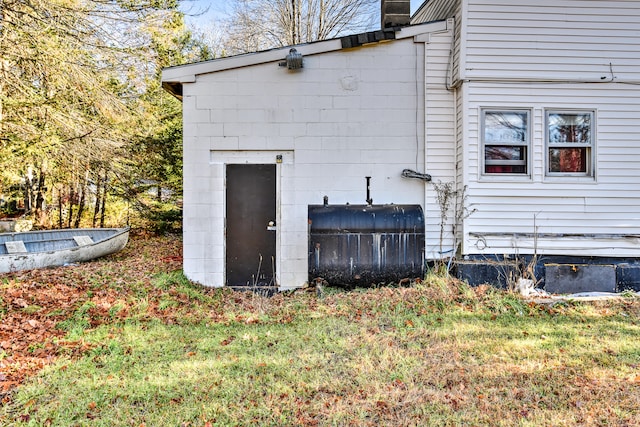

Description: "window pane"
549 148 587 173
485 146 526 161
485 146 526 174
549 113 591 144
484 112 527 143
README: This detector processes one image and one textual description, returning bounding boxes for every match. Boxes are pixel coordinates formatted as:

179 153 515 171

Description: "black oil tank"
308 204 425 286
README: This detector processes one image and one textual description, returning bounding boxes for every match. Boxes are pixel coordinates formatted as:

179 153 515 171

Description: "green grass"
2 275 639 426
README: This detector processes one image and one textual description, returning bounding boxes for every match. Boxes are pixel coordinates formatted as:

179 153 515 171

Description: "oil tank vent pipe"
401 169 432 182
365 176 373 206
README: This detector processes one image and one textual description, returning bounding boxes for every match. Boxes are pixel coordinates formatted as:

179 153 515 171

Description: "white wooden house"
413 0 640 292
162 0 640 292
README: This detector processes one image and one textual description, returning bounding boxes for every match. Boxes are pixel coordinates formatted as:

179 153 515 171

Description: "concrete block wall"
180 31 455 289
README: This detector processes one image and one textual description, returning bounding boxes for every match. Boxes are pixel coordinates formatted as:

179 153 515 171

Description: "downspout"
423 40 429 257
447 18 461 261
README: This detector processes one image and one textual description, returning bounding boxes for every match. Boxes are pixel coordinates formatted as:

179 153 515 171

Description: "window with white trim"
481 110 530 175
546 110 594 176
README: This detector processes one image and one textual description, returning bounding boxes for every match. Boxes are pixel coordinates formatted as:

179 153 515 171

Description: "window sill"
479 174 533 183
543 175 597 184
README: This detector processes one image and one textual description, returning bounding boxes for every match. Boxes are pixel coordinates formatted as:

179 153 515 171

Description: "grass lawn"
1 234 639 426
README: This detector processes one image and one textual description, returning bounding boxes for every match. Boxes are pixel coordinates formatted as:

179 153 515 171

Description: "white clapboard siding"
465 0 640 81
465 235 640 257
415 0 640 259
413 0 459 24
413 0 464 86
424 26 458 259
462 82 640 257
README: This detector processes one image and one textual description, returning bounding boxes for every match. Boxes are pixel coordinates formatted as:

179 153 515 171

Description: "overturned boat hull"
0 228 129 273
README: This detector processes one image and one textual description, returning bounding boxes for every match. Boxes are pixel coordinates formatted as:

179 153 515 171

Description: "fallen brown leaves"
2 232 640 425
0 231 182 399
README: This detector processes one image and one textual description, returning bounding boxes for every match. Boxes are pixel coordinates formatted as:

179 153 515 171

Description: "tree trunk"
99 171 108 228
67 186 74 229
73 170 89 228
35 168 46 216
58 187 63 229
23 173 32 214
290 0 298 44
93 172 102 228
0 60 5 126
73 191 84 228
317 0 325 40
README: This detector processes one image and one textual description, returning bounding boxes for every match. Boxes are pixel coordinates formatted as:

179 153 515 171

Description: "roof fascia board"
412 19 452 43
395 19 448 40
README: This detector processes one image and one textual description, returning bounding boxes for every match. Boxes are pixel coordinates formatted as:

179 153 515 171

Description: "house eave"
161 81 184 100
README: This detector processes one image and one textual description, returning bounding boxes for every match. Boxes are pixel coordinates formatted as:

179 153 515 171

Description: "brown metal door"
225 164 276 288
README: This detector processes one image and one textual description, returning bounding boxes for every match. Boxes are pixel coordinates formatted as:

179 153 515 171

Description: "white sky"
182 0 424 29
181 0 230 26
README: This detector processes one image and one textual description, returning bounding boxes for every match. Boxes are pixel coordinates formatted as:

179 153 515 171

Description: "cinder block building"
163 0 640 292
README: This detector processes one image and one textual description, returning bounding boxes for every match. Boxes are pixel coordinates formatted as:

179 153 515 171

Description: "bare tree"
222 0 378 54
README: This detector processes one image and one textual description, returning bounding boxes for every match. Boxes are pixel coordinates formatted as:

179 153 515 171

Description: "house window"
546 111 594 176
482 110 530 175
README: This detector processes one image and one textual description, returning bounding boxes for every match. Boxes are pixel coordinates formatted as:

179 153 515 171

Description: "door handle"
267 221 276 231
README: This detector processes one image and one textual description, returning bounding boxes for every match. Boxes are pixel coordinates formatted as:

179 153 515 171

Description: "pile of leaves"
0 231 183 399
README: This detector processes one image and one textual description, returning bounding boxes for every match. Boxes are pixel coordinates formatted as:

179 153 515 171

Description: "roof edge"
161 20 449 99
161 38 342 90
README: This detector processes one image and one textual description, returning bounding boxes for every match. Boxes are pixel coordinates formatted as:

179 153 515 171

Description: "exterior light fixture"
279 48 303 70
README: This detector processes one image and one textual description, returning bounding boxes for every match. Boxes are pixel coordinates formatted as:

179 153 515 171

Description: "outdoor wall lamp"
279 48 303 70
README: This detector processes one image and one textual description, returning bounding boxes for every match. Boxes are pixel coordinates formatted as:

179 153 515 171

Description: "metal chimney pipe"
381 0 411 29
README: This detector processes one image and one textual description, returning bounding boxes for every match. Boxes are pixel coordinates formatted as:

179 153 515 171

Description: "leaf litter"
0 231 182 400
0 232 639 425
